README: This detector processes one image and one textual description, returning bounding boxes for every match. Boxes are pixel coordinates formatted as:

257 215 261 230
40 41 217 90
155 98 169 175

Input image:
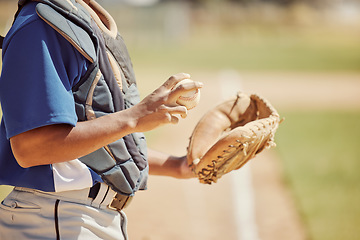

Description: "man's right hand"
125 73 203 133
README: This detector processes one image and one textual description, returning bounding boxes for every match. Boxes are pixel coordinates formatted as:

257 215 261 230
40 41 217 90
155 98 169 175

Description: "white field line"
218 70 261 240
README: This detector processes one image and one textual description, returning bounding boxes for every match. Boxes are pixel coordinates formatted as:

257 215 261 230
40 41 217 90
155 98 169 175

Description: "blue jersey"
0 2 102 192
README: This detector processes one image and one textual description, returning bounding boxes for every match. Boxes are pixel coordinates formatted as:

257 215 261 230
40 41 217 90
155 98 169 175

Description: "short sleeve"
0 15 88 139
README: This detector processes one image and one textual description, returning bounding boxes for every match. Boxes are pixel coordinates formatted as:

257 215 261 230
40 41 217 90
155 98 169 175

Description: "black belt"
88 182 101 199
88 183 133 211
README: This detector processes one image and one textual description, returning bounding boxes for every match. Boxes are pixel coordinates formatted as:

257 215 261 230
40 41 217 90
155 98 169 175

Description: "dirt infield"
125 71 359 240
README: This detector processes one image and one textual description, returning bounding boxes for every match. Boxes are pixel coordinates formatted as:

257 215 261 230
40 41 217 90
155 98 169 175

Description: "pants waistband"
14 183 132 212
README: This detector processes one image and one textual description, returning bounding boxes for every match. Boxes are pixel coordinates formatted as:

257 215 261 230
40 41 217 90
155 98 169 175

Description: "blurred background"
0 0 359 240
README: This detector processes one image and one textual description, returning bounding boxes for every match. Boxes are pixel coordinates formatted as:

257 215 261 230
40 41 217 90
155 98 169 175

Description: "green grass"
276 111 360 240
1 2 359 72
105 2 360 73
128 28 360 73
0 185 12 201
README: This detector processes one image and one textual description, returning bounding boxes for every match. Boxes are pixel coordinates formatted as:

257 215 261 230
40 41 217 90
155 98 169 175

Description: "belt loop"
90 183 109 208
102 187 116 207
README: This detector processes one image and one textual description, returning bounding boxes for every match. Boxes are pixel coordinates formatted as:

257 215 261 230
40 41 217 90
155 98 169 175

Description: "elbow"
9 124 73 168
15 158 33 169
10 138 39 168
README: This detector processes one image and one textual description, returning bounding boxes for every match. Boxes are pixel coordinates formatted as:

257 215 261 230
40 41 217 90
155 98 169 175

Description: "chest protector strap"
26 0 148 196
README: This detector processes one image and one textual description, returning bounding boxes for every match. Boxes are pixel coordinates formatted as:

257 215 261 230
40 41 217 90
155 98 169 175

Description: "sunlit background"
0 0 359 240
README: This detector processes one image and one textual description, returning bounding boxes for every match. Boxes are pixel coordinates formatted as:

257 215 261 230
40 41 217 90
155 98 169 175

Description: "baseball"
173 79 201 110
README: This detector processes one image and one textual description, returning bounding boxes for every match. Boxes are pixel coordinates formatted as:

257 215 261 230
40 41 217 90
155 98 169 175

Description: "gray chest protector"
23 0 149 196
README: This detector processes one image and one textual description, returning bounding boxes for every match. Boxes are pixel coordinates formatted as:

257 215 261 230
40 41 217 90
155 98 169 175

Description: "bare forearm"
148 148 194 179
10 110 134 168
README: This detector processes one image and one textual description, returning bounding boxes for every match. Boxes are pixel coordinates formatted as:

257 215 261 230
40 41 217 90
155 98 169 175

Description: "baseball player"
0 0 202 239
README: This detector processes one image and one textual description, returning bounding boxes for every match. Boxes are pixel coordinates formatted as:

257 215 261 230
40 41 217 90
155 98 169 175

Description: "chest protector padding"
32 0 148 196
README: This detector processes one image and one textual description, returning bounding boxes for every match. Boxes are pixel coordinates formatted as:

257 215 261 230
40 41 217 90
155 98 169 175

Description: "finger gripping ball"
174 79 200 110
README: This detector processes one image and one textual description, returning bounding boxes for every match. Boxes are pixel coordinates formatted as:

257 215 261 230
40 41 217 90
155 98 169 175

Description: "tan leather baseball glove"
187 92 282 184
